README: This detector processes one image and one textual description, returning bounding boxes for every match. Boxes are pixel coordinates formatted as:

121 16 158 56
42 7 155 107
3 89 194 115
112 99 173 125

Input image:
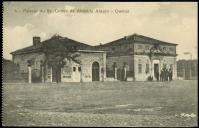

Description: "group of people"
155 67 173 82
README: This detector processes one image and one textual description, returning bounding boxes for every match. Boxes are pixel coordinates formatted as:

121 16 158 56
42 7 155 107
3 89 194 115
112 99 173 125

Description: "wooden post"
28 66 32 83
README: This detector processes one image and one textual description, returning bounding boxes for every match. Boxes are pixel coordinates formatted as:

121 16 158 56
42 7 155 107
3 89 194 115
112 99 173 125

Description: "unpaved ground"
2 80 198 127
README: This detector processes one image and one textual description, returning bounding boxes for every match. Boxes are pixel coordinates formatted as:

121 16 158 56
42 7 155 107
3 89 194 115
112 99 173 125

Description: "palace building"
11 33 178 82
95 33 178 81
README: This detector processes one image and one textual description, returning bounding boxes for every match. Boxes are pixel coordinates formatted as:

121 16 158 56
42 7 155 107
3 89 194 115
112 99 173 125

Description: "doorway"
92 62 100 81
154 64 159 81
52 66 61 83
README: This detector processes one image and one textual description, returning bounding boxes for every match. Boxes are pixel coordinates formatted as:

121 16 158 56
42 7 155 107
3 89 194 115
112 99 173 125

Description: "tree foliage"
41 34 81 67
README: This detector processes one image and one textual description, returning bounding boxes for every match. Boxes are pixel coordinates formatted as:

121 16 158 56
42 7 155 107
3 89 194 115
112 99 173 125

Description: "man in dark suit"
168 68 173 81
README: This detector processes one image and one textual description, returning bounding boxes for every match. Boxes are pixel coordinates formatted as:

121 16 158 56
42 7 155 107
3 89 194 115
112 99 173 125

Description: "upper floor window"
169 47 174 51
78 67 81 72
73 67 76 72
112 47 115 51
138 45 142 49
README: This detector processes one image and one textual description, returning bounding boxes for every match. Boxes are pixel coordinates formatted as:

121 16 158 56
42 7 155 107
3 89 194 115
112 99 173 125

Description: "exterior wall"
159 45 176 55
61 60 81 82
106 55 134 81
76 52 106 82
39 58 81 83
46 66 52 82
13 51 106 83
106 55 134 71
97 42 134 56
133 55 177 81
134 42 176 55
134 43 153 54
12 52 45 73
12 52 45 83
134 55 151 81
100 42 177 81
108 43 134 54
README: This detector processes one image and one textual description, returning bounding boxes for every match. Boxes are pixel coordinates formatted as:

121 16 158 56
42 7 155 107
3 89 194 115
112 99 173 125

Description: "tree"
41 34 81 83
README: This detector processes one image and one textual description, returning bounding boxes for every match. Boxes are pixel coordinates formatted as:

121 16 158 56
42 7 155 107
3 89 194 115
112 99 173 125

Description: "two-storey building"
95 33 178 81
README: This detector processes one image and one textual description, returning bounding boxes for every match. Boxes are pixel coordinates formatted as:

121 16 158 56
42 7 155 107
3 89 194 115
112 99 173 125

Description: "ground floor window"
73 67 76 72
138 64 142 73
78 67 81 72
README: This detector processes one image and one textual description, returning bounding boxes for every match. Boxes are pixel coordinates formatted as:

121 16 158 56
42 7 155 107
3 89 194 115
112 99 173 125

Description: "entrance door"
92 62 100 81
154 64 159 81
52 66 61 83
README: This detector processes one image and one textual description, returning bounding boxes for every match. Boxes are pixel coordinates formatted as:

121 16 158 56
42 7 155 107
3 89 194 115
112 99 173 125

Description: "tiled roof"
10 43 43 55
133 34 178 45
11 33 178 55
11 35 93 55
98 33 178 47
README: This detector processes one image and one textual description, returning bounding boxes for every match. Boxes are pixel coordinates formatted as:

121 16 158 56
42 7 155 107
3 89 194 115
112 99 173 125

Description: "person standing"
156 71 159 81
160 68 164 82
163 67 166 81
165 69 169 81
168 68 173 81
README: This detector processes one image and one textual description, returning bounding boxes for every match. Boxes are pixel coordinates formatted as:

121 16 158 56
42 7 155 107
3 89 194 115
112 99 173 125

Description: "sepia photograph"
2 1 198 127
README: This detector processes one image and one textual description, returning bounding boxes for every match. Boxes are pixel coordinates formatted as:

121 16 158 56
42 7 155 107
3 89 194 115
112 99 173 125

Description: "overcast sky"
3 2 198 60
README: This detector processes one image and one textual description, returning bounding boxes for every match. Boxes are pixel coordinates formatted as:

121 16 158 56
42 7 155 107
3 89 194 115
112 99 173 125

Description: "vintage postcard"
2 2 198 127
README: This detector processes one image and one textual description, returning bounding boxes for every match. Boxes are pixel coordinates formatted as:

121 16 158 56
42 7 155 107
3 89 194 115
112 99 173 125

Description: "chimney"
33 37 41 46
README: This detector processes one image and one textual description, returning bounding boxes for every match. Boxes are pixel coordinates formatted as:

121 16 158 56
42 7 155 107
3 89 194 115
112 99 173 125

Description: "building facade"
11 35 106 83
11 33 178 82
95 34 178 81
45 50 106 82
